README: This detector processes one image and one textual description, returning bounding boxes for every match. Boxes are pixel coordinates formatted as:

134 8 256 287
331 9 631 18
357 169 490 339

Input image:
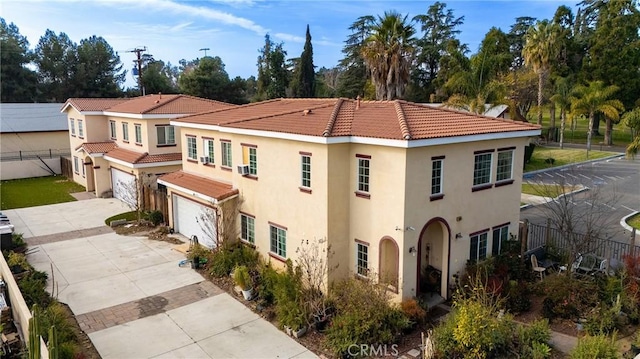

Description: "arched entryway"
379 236 399 292
417 217 451 299
84 156 95 192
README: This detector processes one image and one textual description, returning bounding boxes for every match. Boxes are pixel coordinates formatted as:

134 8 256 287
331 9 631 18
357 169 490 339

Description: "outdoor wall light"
455 233 463 239
408 246 417 256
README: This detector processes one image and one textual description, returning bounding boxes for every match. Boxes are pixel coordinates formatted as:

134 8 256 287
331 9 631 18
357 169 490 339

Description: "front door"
417 218 450 298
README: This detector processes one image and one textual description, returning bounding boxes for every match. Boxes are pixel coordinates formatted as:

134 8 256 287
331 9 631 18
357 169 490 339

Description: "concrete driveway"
8 199 316 359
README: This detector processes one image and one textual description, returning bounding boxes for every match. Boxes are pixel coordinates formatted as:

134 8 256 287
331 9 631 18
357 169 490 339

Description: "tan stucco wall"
107 116 180 155
0 132 69 153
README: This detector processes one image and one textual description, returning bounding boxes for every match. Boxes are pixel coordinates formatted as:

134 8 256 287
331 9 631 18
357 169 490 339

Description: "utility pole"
199 48 210 57
128 47 147 96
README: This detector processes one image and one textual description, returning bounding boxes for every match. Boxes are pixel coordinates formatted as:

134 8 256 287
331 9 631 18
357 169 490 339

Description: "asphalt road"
521 156 640 244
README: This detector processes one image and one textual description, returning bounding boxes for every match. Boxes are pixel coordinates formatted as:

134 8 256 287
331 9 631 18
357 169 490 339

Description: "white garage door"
174 196 217 248
111 169 136 207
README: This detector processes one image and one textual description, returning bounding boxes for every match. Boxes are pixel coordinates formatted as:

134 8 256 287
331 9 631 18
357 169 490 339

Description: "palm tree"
570 81 624 156
523 20 560 125
444 79 507 115
361 11 416 100
622 107 640 158
550 77 572 149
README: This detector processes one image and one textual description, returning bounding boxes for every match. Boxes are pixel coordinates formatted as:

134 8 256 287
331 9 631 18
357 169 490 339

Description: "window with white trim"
221 141 232 167
357 158 370 193
70 119 76 136
81 159 86 177
270 225 286 258
473 153 492 186
203 139 214 163
157 125 175 145
492 225 509 256
77 120 84 138
356 242 369 276
301 155 311 188
431 159 443 195
134 124 142 144
73 156 79 174
186 137 197 160
241 214 255 244
470 231 488 261
496 150 514 182
122 123 129 141
248 147 257 175
109 120 116 139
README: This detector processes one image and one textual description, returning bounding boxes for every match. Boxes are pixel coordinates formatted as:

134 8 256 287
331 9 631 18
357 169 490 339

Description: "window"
301 155 311 188
186 136 197 161
496 150 514 182
203 139 214 163
356 242 369 276
78 120 84 138
241 214 255 244
157 125 175 145
431 158 443 195
73 156 79 174
122 123 129 141
492 225 510 256
109 120 116 139
357 157 370 193
134 124 142 144
473 152 492 187
248 148 257 175
70 119 76 136
270 225 286 258
221 141 232 167
470 231 488 261
81 159 85 177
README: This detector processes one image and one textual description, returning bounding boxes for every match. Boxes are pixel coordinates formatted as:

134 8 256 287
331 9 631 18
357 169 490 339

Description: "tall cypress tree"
296 25 315 97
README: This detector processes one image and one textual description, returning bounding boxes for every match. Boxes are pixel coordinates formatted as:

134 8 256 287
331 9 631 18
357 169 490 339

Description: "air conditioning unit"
200 156 209 164
237 164 250 175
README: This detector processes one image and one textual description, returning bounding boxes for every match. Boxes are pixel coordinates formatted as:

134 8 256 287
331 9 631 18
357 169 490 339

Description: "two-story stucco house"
61 94 235 206
158 98 540 301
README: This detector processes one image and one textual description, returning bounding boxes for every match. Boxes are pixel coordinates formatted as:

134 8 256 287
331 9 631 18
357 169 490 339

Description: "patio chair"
531 254 546 280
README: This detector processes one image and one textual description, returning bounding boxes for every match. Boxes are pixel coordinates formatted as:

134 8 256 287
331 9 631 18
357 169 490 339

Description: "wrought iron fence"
0 149 71 162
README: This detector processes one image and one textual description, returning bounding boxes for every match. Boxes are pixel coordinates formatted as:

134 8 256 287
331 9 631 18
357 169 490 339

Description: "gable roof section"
76 142 117 154
158 171 239 202
102 146 181 167
1 103 69 133
105 94 236 115
174 98 540 141
62 98 129 113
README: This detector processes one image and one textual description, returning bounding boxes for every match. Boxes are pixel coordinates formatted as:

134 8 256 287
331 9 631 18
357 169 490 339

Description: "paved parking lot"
8 199 316 359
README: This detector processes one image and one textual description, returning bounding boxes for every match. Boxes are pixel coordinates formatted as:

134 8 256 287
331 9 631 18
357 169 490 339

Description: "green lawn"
628 213 640 231
524 146 618 172
0 176 85 210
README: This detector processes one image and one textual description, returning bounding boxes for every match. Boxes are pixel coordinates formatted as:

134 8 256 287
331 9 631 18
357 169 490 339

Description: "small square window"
157 126 175 145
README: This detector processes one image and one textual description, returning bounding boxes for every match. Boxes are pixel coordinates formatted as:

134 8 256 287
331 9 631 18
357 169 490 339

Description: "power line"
127 47 147 96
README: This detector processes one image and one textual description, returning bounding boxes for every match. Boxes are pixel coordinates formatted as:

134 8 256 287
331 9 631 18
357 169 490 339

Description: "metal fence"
0 149 71 162
524 220 639 262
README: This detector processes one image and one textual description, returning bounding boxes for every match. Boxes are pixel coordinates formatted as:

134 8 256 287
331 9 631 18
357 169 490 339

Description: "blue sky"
2 0 576 88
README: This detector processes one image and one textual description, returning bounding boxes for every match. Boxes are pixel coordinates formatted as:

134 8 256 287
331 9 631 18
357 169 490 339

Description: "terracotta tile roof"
105 94 236 115
63 98 129 112
76 142 117 154
103 147 181 165
175 98 540 140
159 171 239 201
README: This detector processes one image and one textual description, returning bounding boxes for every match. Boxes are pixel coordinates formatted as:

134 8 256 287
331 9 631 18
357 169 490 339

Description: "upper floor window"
203 139 214 164
109 120 116 139
357 155 370 193
496 149 514 182
241 214 255 244
473 152 493 187
242 145 257 176
77 119 84 138
134 124 142 144
301 154 311 188
186 136 197 161
122 123 129 142
270 224 286 258
431 157 443 196
470 231 488 262
157 125 175 146
356 241 369 277
70 119 76 136
221 141 232 167
492 224 509 256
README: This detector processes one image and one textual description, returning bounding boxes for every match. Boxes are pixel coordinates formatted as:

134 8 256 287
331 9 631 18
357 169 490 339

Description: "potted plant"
233 265 254 300
186 244 209 270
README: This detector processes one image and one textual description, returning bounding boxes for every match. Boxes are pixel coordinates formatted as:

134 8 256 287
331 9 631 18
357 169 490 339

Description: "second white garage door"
111 169 136 208
174 196 217 248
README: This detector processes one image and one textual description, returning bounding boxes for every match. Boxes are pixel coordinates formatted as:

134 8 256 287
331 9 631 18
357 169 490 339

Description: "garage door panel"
174 196 217 248
111 169 136 208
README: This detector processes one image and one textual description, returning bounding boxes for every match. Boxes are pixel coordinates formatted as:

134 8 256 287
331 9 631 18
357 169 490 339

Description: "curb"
520 186 589 211
523 153 625 178
620 211 640 237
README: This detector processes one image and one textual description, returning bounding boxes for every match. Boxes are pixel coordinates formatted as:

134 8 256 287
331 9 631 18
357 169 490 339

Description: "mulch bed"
59 303 101 359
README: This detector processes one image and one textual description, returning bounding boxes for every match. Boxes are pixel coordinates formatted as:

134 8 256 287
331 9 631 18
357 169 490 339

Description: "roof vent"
303 109 312 115
356 95 361 110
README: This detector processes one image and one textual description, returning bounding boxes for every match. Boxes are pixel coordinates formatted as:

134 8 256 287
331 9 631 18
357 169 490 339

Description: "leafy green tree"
503 67 537 120
315 67 339 98
295 25 315 98
523 20 560 125
550 77 573 148
570 81 624 152
256 34 289 100
508 16 536 71
0 18 38 102
74 35 125 97
622 107 640 158
141 57 178 95
179 56 230 101
337 16 374 99
361 11 416 100
34 30 77 102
